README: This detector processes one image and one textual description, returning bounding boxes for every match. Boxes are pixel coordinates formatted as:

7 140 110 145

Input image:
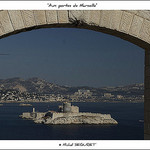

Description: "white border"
0 140 150 149
0 0 148 149
0 1 150 10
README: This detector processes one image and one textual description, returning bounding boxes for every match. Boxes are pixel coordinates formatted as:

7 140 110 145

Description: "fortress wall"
22 112 32 118
36 112 45 119
51 112 112 119
77 113 112 119
22 111 112 120
71 106 79 113
22 112 46 119
52 113 64 119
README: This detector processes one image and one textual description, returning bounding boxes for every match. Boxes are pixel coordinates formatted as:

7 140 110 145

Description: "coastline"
0 100 144 104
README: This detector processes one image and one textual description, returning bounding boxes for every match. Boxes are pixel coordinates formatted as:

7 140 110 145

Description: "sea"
0 102 144 140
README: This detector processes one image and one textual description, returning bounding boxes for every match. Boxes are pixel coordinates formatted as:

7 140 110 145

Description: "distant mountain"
0 77 144 96
0 77 69 94
99 83 144 96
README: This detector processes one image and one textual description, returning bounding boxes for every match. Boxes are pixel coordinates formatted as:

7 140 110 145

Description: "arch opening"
0 10 149 139
0 26 144 139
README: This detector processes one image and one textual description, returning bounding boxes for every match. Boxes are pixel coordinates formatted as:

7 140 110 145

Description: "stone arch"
0 10 150 139
0 10 150 49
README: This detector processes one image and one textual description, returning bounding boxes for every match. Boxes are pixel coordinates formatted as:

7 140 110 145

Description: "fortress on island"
20 102 118 125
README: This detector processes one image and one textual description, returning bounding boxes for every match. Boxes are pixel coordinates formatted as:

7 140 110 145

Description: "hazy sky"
0 28 144 87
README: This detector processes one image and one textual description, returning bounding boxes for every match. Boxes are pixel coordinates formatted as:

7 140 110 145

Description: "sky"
0 28 144 87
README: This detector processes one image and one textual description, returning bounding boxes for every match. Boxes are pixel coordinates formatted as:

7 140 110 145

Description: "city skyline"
0 27 144 87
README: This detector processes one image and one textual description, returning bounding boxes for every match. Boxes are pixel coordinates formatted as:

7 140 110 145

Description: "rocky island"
20 102 118 125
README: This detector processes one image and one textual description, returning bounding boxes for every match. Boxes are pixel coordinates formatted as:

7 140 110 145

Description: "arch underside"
0 23 149 50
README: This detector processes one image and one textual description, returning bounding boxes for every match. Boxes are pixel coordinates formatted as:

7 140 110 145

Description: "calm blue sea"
0 102 144 140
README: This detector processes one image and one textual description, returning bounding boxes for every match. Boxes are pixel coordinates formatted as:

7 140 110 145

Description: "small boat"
139 120 144 123
19 103 32 106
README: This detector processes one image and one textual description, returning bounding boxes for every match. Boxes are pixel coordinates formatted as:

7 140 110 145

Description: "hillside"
0 77 69 94
0 77 144 96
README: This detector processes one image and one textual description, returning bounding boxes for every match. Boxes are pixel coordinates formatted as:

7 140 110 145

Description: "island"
20 102 118 125
19 103 32 106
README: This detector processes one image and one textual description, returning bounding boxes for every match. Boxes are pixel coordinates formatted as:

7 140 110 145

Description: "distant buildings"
74 89 92 98
69 89 93 101
117 95 124 99
103 93 114 98
0 87 144 103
